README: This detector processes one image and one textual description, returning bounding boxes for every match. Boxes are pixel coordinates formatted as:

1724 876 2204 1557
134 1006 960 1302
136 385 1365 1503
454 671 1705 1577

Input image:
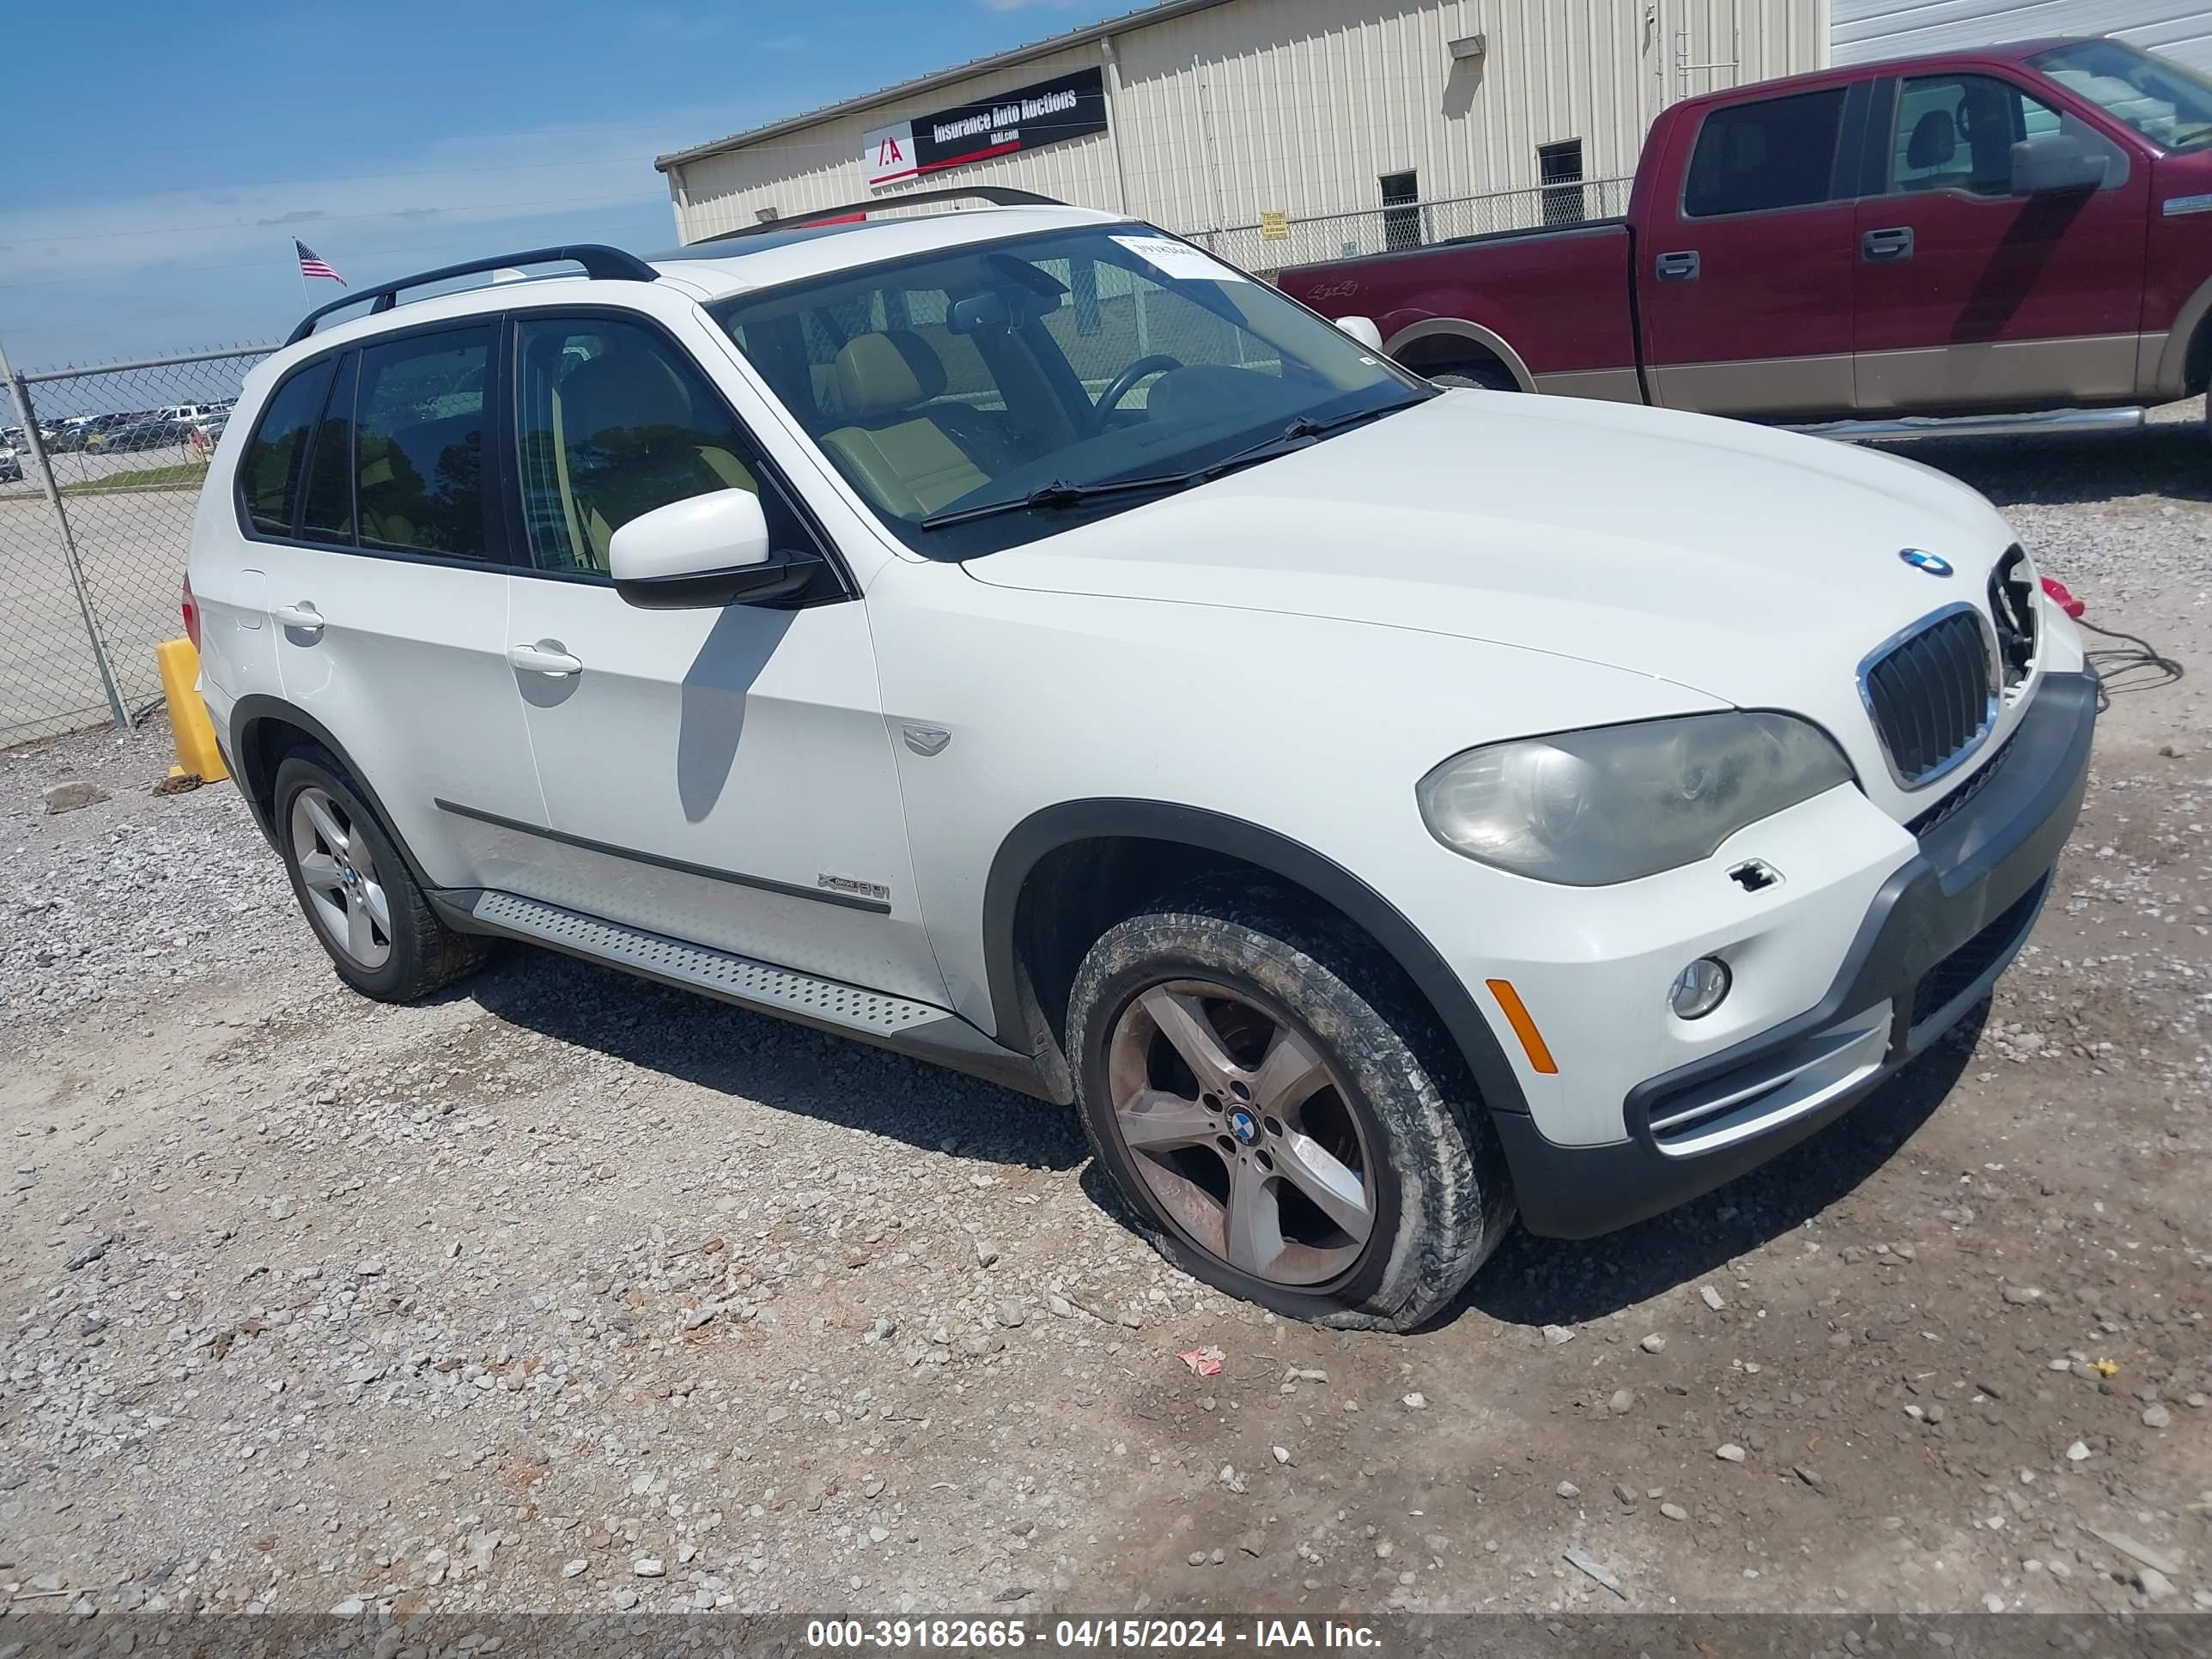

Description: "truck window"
1890 74 2063 196
1683 89 1847 217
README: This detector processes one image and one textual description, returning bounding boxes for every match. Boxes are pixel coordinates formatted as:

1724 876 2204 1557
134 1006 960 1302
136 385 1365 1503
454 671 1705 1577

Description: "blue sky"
1 0 1094 368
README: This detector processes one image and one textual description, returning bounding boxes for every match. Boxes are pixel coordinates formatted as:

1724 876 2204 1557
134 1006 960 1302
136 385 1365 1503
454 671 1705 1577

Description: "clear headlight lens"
1417 712 1853 885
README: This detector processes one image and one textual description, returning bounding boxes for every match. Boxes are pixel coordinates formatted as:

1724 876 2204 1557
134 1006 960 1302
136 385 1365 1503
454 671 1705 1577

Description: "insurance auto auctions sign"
862 67 1107 190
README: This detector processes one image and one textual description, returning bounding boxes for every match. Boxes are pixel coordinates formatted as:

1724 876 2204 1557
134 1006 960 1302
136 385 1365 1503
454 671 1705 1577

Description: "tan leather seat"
818 331 993 518
550 349 757 569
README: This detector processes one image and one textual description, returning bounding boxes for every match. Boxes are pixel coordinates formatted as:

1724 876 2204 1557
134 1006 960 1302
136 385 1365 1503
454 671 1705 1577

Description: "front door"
1638 82 1863 418
246 324 550 895
494 309 945 1002
1852 70 2147 411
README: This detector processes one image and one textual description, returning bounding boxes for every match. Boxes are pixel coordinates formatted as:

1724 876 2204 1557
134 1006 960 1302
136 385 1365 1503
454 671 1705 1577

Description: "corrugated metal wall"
1834 0 2212 71
668 0 1830 246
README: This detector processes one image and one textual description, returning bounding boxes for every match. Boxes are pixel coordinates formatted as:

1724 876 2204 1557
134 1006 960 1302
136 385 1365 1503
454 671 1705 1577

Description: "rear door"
249 323 550 893
1638 81 1867 418
1852 70 2146 412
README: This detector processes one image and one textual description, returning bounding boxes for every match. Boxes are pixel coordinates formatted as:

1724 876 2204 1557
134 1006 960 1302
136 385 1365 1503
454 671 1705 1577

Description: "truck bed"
1279 219 1640 384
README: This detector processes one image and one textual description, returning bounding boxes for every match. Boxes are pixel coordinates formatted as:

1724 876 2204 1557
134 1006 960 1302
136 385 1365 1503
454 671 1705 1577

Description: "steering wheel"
1090 354 1184 433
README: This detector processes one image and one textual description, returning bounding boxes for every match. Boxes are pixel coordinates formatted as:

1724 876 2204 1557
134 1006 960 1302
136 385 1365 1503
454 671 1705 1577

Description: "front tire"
1066 885 1514 1332
273 748 489 1001
1425 360 1519 392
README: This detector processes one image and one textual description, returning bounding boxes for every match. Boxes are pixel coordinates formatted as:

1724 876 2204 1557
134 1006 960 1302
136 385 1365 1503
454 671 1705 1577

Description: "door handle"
507 641 582 678
271 602 324 636
1861 226 1915 262
1655 249 1700 282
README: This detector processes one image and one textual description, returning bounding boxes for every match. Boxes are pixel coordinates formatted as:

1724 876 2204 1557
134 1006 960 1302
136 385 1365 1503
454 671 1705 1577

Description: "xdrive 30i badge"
1899 548 1954 577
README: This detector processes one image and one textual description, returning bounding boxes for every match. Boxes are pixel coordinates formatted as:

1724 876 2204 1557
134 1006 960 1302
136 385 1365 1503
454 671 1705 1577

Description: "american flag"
294 240 345 284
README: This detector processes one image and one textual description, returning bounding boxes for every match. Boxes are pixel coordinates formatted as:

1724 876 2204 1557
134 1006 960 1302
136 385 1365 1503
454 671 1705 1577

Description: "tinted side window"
513 315 811 575
355 329 493 560
1684 89 1849 217
299 353 358 545
238 359 335 535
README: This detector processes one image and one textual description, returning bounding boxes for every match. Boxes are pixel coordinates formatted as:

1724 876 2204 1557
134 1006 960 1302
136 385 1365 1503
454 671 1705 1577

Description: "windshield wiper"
921 471 1201 530
919 397 1426 531
1196 399 1423 479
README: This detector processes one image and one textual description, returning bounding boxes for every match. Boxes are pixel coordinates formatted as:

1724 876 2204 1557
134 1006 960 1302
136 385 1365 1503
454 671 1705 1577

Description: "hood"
967 391 2028 809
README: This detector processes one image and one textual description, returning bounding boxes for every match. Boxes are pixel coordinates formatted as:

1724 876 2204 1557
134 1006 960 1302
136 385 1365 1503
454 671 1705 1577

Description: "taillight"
2039 574 2085 619
181 573 202 650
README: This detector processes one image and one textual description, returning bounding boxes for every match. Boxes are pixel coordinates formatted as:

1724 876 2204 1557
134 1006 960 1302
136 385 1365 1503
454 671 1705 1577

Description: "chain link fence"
1 343 273 747
1195 176 1633 281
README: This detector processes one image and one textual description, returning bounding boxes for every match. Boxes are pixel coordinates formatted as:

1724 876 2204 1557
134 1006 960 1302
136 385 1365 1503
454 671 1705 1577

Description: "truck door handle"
271 602 324 636
1655 250 1700 282
507 641 582 678
1862 226 1915 262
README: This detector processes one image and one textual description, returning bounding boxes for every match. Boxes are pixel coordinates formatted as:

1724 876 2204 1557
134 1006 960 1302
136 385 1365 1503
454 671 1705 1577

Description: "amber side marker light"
1485 979 1558 1074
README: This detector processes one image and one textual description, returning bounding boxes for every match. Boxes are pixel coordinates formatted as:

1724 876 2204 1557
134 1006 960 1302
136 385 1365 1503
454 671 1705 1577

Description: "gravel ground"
1 415 2208 1623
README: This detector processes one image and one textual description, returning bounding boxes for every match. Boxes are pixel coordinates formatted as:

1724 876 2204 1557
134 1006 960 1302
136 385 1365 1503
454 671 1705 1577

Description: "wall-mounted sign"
1259 210 1290 240
862 66 1108 191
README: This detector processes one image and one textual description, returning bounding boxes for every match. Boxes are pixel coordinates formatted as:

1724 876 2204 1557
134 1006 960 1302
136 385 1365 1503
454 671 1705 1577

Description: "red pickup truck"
1279 37 2212 436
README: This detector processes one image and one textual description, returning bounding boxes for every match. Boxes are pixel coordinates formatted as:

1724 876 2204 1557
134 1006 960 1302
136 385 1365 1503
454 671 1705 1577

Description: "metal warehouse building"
656 0 1829 273
1835 0 2212 70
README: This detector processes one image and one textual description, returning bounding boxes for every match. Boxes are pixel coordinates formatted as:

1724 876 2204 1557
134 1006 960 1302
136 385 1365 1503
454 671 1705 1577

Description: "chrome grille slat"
1858 604 1998 790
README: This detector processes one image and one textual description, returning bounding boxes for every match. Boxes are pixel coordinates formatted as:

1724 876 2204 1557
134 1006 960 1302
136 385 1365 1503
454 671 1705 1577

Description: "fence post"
0 337 131 730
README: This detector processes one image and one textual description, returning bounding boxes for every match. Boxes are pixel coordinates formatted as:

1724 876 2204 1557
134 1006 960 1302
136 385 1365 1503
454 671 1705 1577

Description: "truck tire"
1425 360 1520 392
273 747 491 1002
1066 882 1515 1332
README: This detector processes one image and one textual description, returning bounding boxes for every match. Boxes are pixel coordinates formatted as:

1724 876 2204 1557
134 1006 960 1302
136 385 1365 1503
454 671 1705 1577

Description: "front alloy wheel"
1107 981 1375 1286
1068 885 1515 1331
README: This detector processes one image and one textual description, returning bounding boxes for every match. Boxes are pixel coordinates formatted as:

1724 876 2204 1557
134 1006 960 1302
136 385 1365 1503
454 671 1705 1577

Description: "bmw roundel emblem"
1227 1107 1259 1144
1899 548 1954 577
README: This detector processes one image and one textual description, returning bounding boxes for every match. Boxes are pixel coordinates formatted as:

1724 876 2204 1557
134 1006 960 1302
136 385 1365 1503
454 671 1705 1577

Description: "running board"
445 889 1059 1101
1789 406 2144 443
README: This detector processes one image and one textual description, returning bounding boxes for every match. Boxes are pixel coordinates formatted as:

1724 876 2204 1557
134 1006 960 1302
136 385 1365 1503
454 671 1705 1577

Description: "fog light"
1668 957 1730 1020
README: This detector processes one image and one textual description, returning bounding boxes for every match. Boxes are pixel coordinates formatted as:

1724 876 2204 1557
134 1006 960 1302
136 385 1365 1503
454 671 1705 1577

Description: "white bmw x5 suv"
187 196 2094 1331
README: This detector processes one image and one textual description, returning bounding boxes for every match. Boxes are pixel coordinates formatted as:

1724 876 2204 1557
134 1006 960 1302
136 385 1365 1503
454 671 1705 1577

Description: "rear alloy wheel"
1068 886 1515 1331
273 747 490 1001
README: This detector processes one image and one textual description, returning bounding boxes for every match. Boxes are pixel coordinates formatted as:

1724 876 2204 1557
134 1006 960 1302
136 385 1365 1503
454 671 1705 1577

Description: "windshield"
713 224 1429 557
2030 40 2212 149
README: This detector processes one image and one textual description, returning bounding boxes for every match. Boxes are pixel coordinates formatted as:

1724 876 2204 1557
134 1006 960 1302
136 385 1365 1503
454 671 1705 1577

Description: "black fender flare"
980 799 1531 1118
228 694 444 898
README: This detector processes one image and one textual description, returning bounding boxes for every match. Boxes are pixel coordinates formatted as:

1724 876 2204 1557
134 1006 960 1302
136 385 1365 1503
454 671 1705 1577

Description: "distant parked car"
96 416 191 453
0 448 22 484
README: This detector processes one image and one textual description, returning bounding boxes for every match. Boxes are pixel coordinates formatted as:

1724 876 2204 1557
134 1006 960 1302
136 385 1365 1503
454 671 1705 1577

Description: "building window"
1538 139 1585 226
1379 170 1420 251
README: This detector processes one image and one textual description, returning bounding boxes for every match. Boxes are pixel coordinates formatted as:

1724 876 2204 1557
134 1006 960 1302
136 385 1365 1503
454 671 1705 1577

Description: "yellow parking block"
155 637 228 783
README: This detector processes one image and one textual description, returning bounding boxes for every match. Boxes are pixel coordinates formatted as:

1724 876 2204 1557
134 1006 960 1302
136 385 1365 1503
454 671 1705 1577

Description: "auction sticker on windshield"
1111 234 1250 284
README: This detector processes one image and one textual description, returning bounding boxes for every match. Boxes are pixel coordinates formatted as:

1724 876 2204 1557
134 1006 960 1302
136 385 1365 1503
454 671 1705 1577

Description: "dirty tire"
273 747 490 1002
1067 882 1514 1332
1428 362 1518 392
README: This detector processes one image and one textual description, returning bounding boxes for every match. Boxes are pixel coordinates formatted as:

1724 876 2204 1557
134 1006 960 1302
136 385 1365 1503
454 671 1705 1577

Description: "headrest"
556 349 696 438
833 331 947 420
1907 109 1957 170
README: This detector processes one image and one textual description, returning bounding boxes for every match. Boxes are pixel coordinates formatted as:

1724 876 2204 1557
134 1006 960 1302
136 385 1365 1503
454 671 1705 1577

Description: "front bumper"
1497 669 2096 1239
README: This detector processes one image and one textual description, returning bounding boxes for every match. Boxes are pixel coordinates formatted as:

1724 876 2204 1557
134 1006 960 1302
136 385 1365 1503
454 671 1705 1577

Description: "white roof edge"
654 0 1237 173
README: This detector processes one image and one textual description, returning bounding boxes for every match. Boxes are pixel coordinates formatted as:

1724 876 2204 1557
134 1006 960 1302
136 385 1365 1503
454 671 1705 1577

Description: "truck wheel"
274 747 491 1002
1426 360 1519 392
1066 884 1515 1332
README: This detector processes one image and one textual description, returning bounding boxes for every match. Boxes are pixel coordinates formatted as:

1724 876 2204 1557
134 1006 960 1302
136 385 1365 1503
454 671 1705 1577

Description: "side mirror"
608 489 811 610
2010 131 2108 196
1334 315 1385 353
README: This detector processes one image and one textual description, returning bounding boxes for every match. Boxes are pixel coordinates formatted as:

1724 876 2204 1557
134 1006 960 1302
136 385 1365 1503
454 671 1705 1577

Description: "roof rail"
285 244 659 346
692 186 1066 246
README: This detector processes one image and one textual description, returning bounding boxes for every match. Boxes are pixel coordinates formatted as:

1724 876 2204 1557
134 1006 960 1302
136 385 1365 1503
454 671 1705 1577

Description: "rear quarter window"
238 360 337 536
